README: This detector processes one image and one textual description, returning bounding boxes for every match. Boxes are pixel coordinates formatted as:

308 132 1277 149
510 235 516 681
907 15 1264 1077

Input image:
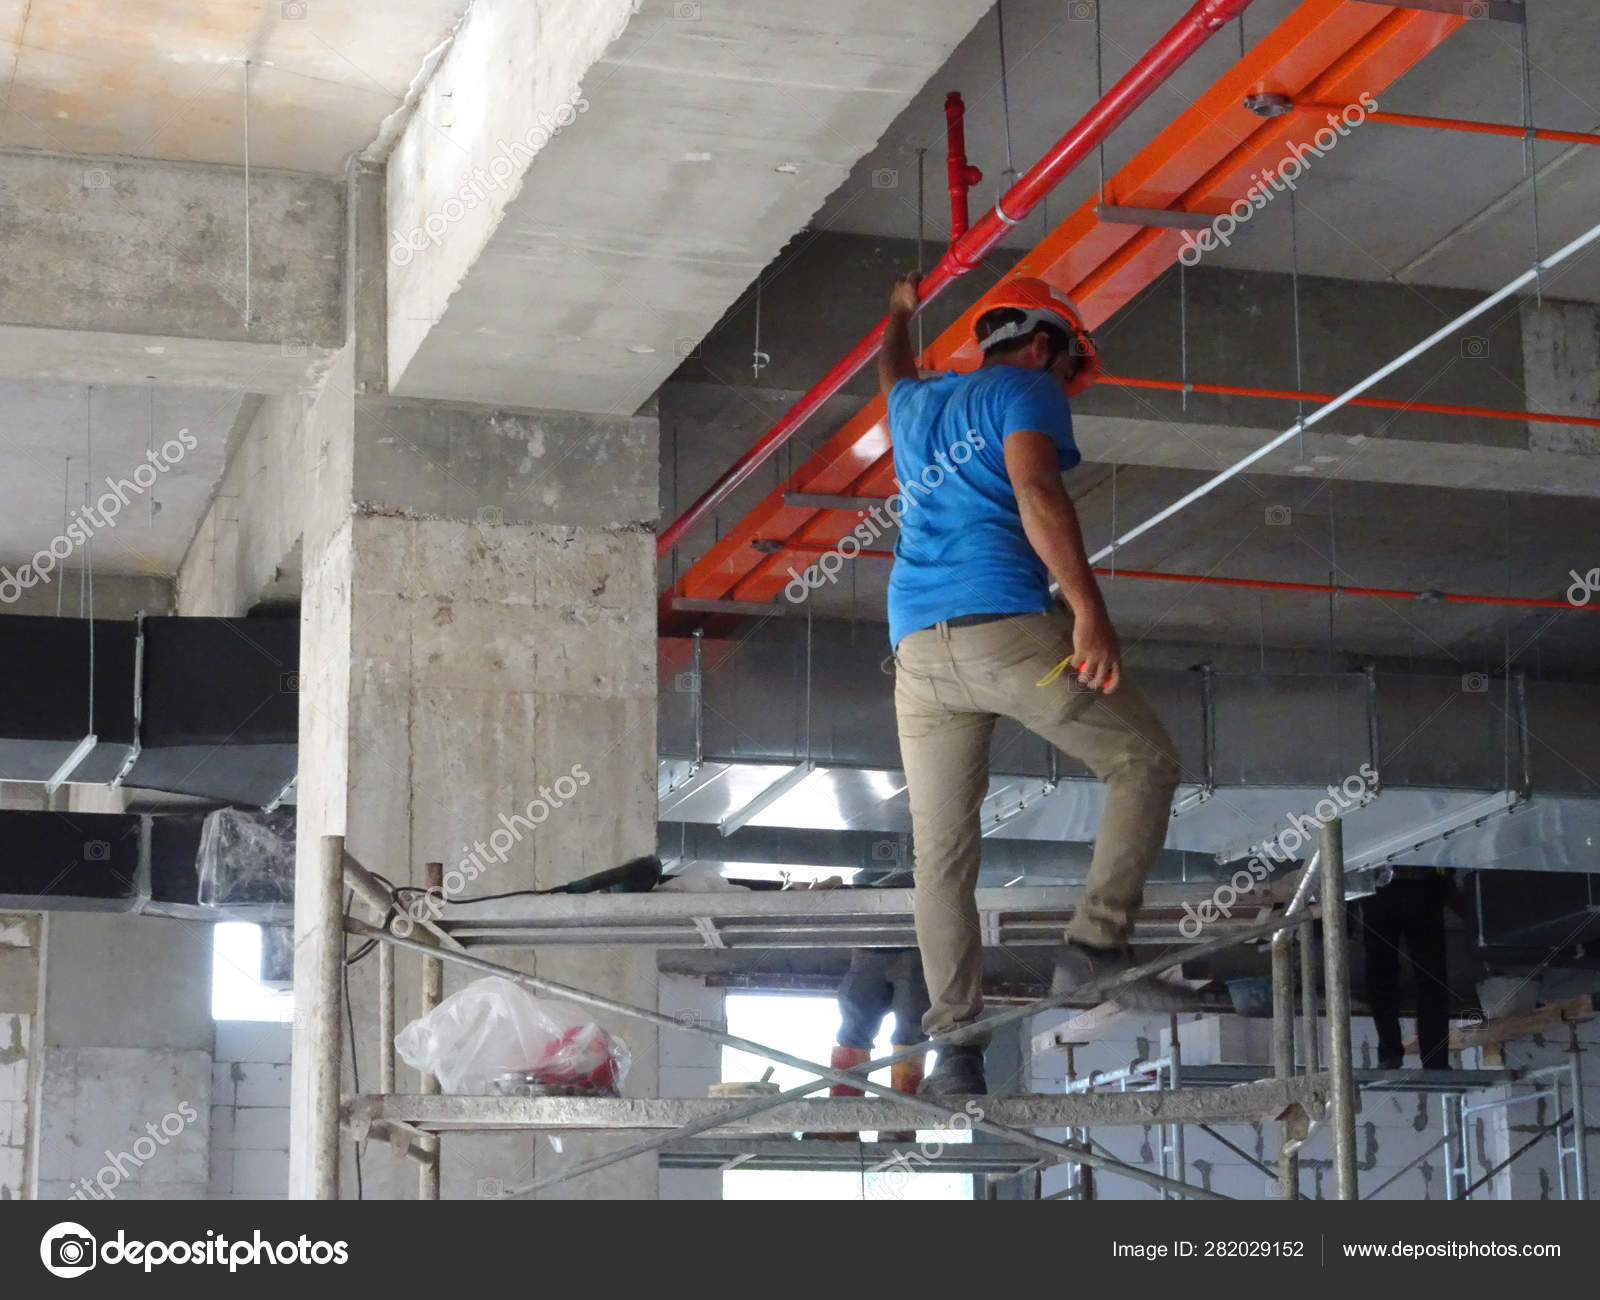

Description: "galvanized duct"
659 623 1600 876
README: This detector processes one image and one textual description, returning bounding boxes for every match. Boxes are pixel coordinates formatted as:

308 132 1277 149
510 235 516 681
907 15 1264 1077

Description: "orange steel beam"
668 0 1463 619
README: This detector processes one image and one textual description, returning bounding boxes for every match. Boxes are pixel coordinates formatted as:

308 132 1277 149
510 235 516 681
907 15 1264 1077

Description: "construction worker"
820 868 929 1142
878 272 1182 1097
1358 866 1456 1069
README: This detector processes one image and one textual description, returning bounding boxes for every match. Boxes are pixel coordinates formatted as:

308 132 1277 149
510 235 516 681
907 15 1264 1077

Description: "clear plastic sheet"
394 976 630 1095
196 808 296 908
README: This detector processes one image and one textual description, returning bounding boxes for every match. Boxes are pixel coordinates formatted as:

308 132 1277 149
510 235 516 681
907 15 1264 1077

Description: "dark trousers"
837 948 931 1048
1361 878 1450 1069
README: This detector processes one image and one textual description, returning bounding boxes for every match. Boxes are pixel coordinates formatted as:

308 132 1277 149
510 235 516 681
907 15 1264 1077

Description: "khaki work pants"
893 608 1181 1038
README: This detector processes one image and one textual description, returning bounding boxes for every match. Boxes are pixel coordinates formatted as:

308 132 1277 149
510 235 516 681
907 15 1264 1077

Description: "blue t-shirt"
885 366 1079 647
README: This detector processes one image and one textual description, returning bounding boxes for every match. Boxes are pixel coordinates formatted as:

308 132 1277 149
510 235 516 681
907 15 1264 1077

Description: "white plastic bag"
394 976 629 1095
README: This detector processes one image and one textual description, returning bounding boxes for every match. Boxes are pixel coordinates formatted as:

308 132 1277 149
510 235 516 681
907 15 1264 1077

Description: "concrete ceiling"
812 0 1600 302
0 381 247 577
0 0 468 174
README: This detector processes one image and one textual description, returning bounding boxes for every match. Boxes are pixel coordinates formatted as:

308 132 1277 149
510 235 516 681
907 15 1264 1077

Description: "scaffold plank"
350 1076 1328 1135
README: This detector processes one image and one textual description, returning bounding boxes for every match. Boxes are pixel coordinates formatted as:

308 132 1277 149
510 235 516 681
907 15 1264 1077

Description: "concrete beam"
1074 413 1600 498
385 0 992 412
0 150 344 390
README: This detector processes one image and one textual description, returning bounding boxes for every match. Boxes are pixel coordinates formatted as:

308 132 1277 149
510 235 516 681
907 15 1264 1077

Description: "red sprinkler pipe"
944 91 983 240
765 540 1593 613
658 0 1258 560
1103 373 1600 430
1298 101 1600 148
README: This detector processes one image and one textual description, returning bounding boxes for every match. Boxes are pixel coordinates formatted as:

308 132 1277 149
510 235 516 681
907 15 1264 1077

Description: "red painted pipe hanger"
1103 374 1600 430
765 540 1594 613
657 0 1259 560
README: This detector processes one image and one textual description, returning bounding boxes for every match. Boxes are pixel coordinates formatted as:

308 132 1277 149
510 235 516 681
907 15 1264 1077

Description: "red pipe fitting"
944 92 983 241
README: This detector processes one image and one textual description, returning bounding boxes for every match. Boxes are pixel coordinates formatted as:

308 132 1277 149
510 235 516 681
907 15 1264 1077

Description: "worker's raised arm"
877 272 922 403
1004 429 1123 694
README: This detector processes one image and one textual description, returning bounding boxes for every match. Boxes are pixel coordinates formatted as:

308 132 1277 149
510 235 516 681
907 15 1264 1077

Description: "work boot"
1051 940 1186 1012
880 1045 926 1142
917 1044 987 1098
817 1044 871 1141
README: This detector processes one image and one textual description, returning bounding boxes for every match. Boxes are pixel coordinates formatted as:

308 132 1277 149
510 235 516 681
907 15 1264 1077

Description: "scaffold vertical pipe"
1299 917 1320 1075
1320 819 1359 1198
378 938 396 1095
1272 920 1299 1200
418 861 444 1200
1169 1013 1186 1198
300 834 343 1200
1568 1045 1588 1200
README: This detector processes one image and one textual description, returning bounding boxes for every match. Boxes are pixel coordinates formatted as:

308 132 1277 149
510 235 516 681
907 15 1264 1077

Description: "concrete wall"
209 1021 292 1200
34 911 215 1201
177 389 316 618
0 914 43 1199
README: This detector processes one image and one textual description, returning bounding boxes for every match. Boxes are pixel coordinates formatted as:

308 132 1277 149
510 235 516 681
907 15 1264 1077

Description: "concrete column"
291 368 660 1198
288 165 662 1199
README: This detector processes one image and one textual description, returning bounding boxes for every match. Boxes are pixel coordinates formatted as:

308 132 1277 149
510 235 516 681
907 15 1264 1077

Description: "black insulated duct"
0 613 298 807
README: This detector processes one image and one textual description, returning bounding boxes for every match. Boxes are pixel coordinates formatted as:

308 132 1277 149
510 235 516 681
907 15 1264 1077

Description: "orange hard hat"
974 277 1102 396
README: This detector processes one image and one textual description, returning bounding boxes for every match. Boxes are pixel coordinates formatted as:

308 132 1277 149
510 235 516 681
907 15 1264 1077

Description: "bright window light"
720 992 971 1201
212 922 294 1023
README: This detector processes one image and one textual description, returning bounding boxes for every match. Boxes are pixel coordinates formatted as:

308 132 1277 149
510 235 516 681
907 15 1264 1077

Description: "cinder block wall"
657 975 725 1202
0 914 43 1199
1032 1009 1488 1201
209 1021 292 1199
1478 1019 1600 1201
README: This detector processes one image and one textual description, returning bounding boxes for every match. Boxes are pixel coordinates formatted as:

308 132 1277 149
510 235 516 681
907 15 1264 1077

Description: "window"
212 922 294 1023
719 992 971 1201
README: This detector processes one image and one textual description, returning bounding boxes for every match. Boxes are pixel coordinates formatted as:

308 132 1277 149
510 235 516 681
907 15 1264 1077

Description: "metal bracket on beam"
111 611 146 789
1095 204 1218 230
1344 789 1522 872
1365 0 1523 21
783 492 886 513
264 775 297 814
718 760 818 837
671 597 790 619
692 916 726 950
45 734 98 794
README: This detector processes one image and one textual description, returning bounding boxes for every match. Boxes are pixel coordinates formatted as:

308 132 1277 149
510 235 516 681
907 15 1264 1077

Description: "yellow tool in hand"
1036 653 1078 687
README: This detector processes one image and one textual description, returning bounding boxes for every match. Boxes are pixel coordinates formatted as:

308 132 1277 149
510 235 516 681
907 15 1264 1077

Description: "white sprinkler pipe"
1089 216 1600 565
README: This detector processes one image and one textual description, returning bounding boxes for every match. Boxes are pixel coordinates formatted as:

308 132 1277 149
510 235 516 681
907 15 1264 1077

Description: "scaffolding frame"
1442 1059 1589 1201
299 820 1381 1202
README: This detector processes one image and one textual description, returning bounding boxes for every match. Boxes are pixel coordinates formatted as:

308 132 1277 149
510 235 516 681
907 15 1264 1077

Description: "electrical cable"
343 888 364 1199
